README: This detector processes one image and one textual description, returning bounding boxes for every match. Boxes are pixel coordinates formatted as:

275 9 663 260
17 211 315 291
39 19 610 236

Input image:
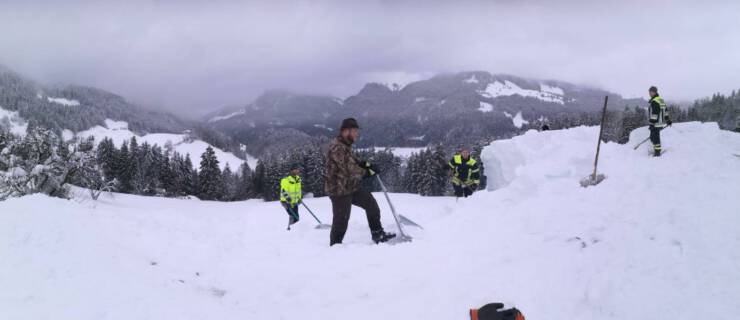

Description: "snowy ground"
2 122 739 320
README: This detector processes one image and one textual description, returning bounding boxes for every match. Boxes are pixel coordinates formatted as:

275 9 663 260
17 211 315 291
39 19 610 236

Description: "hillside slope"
1 122 739 320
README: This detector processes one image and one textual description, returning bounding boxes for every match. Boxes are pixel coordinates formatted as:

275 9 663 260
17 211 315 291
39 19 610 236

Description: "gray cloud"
1 0 739 117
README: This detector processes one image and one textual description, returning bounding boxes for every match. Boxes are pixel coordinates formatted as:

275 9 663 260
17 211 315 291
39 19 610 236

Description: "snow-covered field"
2 122 739 320
74 119 248 171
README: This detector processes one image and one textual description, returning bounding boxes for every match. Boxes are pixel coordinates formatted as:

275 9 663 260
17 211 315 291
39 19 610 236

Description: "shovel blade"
399 214 423 229
314 224 332 230
580 174 606 188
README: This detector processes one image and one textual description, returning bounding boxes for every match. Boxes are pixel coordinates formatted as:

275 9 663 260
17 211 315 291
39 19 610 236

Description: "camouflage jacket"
325 136 366 197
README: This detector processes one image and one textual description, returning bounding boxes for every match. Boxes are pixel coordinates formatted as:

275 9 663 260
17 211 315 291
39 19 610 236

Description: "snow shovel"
376 176 423 230
376 176 415 242
633 136 650 150
580 95 609 188
300 202 332 229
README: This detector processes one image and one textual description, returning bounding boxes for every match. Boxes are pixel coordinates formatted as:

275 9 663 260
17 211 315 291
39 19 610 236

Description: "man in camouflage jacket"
325 118 395 245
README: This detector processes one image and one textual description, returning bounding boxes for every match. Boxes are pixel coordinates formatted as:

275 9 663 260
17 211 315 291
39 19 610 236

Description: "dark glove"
360 161 378 176
667 119 673 126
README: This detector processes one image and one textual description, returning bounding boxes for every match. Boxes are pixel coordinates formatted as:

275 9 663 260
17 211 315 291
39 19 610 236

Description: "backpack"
470 303 525 320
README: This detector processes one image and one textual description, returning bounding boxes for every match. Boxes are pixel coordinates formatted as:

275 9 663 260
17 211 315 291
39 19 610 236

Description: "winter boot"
371 230 397 244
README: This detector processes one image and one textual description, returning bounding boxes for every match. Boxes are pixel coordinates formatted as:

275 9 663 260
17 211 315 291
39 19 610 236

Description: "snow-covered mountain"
0 65 249 168
2 121 738 319
205 71 643 153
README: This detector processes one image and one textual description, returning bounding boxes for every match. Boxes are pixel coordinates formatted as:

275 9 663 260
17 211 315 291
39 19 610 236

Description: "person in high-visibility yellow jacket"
280 165 303 230
449 147 480 198
647 86 672 157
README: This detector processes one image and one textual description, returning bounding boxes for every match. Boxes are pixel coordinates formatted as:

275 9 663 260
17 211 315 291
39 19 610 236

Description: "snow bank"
480 80 565 105
2 122 739 320
0 106 28 136
73 119 247 170
47 97 81 106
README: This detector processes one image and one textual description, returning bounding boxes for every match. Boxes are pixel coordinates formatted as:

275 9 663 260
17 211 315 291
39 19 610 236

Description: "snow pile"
208 110 245 123
480 80 565 105
0 106 28 136
73 119 247 170
2 122 739 320
47 97 81 106
503 111 529 128
478 101 494 112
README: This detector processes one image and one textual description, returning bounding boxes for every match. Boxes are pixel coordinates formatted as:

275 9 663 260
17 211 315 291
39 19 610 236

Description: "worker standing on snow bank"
648 86 672 157
449 147 480 198
325 118 396 245
280 164 302 230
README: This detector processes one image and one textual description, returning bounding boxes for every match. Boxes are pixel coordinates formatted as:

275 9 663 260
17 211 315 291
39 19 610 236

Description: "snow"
503 111 529 128
463 74 479 84
2 122 740 320
47 97 81 106
478 101 494 112
540 84 565 96
0 106 29 136
73 119 248 171
313 124 334 132
480 80 565 105
414 97 428 103
104 119 128 130
61 129 75 141
363 147 427 158
208 110 245 123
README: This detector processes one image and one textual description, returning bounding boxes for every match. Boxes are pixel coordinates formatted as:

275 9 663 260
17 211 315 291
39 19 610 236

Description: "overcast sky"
1 0 739 117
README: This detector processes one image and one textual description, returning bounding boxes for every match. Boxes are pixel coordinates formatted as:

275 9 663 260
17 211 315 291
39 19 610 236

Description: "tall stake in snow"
581 95 609 187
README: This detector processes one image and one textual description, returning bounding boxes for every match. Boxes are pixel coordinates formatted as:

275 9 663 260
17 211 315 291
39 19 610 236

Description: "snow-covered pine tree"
198 146 223 200
234 162 253 200
0 127 70 199
422 145 449 196
96 137 117 182
221 163 237 201
302 146 325 197
159 150 176 196
183 154 196 196
115 141 133 193
251 159 266 199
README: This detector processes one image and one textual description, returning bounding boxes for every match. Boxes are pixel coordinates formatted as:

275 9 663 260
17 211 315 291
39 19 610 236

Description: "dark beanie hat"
340 118 360 130
649 86 658 93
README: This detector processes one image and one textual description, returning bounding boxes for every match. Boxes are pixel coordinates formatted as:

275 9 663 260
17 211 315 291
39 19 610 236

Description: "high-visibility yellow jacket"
449 154 480 186
280 175 302 205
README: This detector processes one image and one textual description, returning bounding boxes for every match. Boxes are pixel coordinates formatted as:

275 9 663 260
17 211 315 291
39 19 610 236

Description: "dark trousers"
649 126 662 155
453 184 474 198
329 190 382 245
285 204 299 224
